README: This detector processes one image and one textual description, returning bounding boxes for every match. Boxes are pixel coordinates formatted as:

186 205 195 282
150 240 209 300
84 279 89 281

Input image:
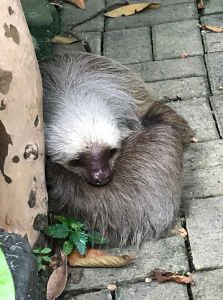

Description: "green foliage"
0 246 15 300
33 248 52 271
45 216 107 255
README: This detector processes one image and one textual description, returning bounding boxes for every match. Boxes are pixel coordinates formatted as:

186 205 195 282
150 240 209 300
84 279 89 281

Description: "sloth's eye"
110 148 118 158
69 159 82 167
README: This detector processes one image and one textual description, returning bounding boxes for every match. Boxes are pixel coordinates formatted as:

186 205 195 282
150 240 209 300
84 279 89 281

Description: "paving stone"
21 0 60 60
182 166 223 200
168 98 219 142
211 95 223 138
201 0 223 15
53 32 102 56
64 236 188 294
192 269 223 300
205 52 223 95
127 56 206 82
201 14 223 53
184 140 223 170
105 3 198 31
153 20 203 60
103 27 152 64
0 232 38 300
61 1 105 33
146 77 209 102
116 281 188 300
107 0 196 5
61 289 111 300
184 197 223 270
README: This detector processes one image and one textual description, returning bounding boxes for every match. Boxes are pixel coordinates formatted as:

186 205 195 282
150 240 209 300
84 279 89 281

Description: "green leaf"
38 264 46 271
45 224 70 238
69 231 88 255
88 231 107 244
42 256 52 262
81 223 89 231
68 217 83 230
63 240 74 255
40 248 52 254
37 256 42 264
0 247 15 300
54 215 70 227
33 248 41 253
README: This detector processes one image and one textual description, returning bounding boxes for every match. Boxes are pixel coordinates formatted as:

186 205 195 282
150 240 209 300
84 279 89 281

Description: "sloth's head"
44 92 140 186
46 109 126 187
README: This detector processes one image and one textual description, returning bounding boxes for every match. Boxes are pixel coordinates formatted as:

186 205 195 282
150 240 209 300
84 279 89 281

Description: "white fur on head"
45 92 123 162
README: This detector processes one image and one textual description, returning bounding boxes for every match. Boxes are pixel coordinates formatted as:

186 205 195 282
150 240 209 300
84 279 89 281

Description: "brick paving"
55 1 223 299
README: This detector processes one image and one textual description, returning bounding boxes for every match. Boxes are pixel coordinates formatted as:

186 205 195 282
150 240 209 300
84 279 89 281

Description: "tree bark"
0 0 48 246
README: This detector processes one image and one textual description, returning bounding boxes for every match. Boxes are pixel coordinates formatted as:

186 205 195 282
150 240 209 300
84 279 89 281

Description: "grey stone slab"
201 14 223 53
205 52 223 95
103 27 152 64
201 0 223 15
0 232 38 300
153 20 203 60
201 13 223 28
168 98 219 142
146 77 209 102
73 290 111 300
127 56 206 82
192 269 223 300
107 0 196 5
184 140 223 170
53 32 102 56
116 281 188 300
211 95 223 138
61 1 105 33
182 165 223 199
105 3 198 32
184 197 223 270
202 31 223 54
64 236 188 293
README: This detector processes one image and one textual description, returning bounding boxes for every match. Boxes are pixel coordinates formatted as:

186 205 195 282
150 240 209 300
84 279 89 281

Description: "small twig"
64 29 92 53
68 0 129 30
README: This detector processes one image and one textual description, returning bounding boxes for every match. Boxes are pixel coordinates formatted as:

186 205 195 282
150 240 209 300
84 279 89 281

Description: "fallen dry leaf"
51 36 78 44
191 137 198 143
71 254 134 267
179 227 187 238
65 0 85 9
107 284 116 291
202 25 223 33
49 260 58 267
198 1 204 9
46 251 68 300
181 53 189 58
153 269 194 284
68 248 111 265
105 3 161 18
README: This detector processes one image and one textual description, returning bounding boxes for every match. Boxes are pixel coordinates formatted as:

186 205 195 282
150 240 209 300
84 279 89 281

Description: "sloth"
39 52 193 247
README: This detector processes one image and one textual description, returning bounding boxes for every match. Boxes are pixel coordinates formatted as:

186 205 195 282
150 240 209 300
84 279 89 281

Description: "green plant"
45 216 107 255
33 248 52 271
0 245 15 300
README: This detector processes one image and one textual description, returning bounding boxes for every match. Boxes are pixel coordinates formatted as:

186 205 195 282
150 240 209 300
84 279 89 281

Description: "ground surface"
54 1 223 299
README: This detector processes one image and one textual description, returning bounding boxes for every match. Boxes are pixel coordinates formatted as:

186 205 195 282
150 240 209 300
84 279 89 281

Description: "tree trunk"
0 0 48 246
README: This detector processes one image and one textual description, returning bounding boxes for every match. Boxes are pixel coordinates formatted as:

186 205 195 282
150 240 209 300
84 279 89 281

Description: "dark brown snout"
81 147 113 186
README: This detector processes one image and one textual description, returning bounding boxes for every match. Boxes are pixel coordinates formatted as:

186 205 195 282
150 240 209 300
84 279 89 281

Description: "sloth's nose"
90 169 112 186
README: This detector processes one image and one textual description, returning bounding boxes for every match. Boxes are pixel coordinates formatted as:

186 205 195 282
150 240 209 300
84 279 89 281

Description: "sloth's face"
64 146 119 186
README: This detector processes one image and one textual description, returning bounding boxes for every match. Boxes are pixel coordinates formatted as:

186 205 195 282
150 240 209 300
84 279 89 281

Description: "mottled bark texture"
0 0 47 246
